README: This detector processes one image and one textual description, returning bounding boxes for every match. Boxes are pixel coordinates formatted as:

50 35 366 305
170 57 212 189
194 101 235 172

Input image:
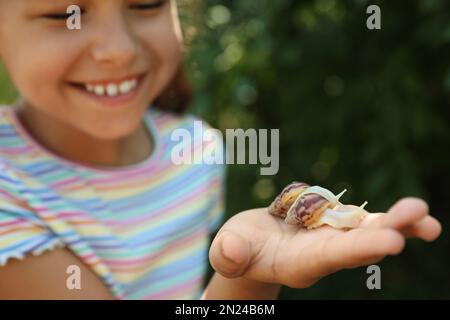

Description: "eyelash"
44 12 84 20
43 1 166 20
129 1 166 10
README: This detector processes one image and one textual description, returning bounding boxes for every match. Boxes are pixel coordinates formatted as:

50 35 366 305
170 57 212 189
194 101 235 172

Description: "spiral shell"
268 182 309 218
268 182 369 230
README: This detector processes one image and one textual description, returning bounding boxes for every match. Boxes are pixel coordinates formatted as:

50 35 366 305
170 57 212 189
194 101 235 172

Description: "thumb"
209 230 251 278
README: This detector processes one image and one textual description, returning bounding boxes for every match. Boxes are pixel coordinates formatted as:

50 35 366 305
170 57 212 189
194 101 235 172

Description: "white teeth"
106 83 118 96
119 81 131 94
94 85 105 96
83 77 139 97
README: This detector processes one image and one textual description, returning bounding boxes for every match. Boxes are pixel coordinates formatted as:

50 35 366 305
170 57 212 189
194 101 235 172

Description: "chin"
86 121 140 140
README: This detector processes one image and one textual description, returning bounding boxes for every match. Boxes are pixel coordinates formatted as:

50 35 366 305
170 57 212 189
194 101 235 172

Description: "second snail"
268 182 370 230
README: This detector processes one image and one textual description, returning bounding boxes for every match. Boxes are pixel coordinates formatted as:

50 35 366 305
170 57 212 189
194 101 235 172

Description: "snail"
268 182 369 229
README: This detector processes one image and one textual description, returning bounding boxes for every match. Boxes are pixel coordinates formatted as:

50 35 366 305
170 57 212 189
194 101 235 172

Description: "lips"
69 73 144 97
68 72 147 107
85 78 138 97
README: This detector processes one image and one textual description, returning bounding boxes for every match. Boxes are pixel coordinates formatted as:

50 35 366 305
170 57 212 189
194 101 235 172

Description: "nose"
90 13 138 67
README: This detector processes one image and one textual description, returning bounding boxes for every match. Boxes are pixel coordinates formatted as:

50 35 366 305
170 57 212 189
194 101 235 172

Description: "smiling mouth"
69 73 146 98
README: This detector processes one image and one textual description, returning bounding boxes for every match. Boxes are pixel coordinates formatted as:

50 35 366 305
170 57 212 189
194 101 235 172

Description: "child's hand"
209 197 441 288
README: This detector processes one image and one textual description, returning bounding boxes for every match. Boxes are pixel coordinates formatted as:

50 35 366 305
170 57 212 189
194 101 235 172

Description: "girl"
0 0 441 300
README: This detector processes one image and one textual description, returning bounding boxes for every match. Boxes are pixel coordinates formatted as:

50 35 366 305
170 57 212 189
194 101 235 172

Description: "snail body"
268 182 369 230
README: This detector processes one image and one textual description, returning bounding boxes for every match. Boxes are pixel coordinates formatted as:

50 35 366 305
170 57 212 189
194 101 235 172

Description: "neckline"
6 105 162 174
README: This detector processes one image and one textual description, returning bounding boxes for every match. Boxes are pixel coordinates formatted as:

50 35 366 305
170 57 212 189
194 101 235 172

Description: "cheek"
158 29 183 69
139 6 183 60
151 14 184 57
3 30 81 101
138 20 184 92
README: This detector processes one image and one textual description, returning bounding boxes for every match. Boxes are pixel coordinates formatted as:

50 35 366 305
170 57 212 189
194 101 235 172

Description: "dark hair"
153 63 192 114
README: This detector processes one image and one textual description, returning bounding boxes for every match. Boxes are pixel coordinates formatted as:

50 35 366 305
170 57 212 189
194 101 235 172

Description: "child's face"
0 0 183 139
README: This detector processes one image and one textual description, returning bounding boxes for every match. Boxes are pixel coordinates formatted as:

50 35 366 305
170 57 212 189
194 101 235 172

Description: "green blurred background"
180 0 450 299
1 0 449 299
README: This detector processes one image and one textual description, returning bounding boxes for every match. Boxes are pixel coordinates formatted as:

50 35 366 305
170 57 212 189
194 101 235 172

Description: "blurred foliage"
181 0 450 298
0 0 448 299
0 64 17 103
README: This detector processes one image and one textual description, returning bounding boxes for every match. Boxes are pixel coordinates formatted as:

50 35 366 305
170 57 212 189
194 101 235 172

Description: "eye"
129 1 166 11
43 9 86 21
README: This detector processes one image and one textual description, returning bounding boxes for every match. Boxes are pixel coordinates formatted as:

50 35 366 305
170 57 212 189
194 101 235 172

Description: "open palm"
209 197 441 288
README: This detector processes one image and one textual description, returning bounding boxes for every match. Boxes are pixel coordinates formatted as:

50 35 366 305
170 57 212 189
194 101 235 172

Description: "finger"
401 215 442 242
209 230 251 278
358 213 385 228
384 197 429 228
361 197 428 230
303 228 405 284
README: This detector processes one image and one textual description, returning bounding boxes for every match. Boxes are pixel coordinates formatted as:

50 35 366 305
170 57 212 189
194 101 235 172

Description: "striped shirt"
0 105 225 299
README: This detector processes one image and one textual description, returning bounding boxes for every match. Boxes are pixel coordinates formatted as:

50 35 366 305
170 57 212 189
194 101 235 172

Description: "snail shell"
268 182 369 229
268 182 310 218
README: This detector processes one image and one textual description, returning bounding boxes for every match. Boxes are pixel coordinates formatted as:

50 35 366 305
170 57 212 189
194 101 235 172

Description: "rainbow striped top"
0 105 225 299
